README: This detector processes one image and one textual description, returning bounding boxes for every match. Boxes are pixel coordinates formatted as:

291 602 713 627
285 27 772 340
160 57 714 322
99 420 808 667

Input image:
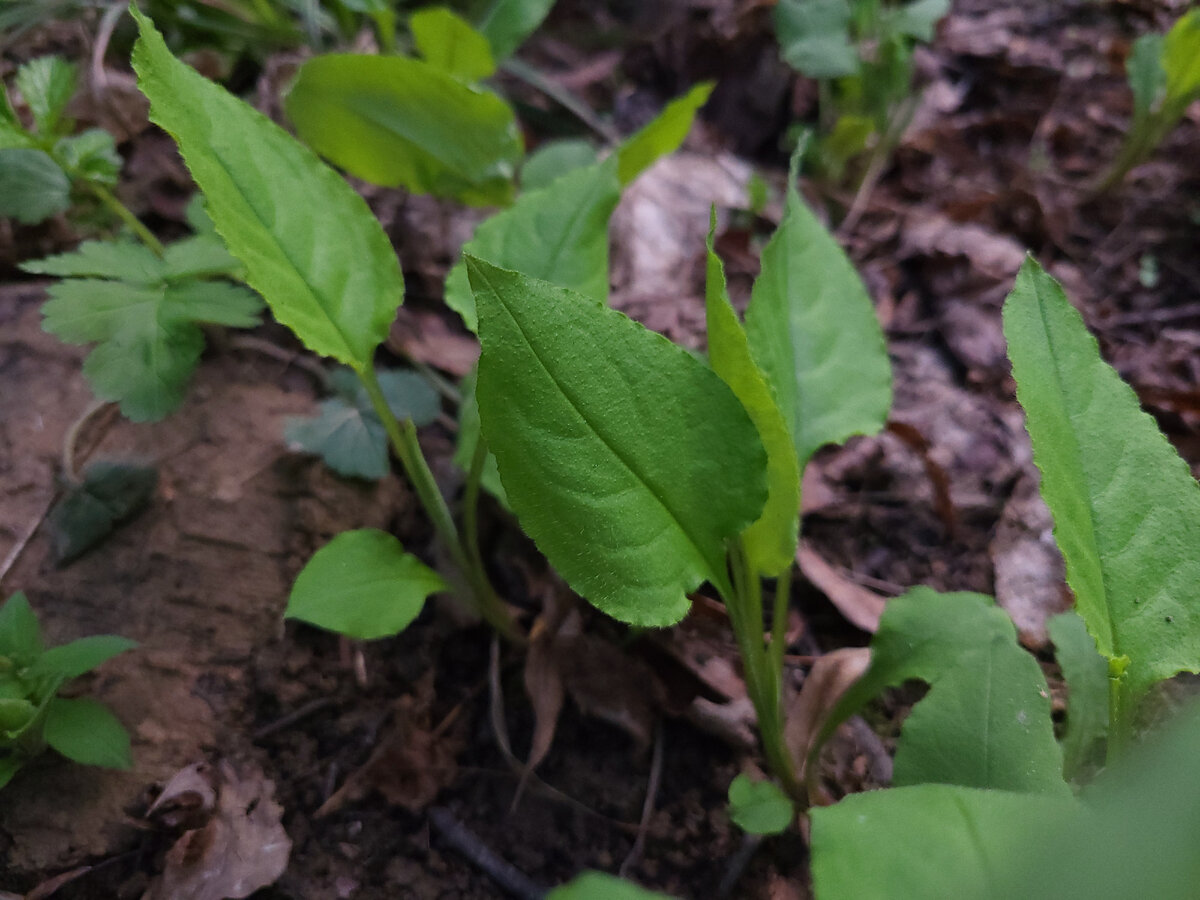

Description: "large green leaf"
704 214 799 576
15 56 76 136
827 589 1066 795
0 148 70 224
284 53 520 206
42 697 132 769
286 529 447 640
475 0 555 61
1003 258 1200 699
615 82 713 187
810 784 1077 900
444 157 620 332
1048 610 1109 781
773 0 859 79
468 258 767 626
411 6 495 82
744 177 891 470
131 8 403 372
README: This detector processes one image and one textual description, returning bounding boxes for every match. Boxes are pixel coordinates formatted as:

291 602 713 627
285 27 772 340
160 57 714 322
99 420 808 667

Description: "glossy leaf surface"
469 258 767 626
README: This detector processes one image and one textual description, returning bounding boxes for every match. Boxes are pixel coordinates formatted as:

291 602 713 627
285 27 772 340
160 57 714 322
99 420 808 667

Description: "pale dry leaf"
143 761 290 900
900 211 1026 282
784 648 871 782
797 543 887 633
520 595 570 778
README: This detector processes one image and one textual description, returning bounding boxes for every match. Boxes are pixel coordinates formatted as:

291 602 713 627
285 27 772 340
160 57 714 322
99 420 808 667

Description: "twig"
1102 302 1200 328
619 722 664 878
716 833 764 898
61 398 113 485
253 696 338 742
429 806 548 900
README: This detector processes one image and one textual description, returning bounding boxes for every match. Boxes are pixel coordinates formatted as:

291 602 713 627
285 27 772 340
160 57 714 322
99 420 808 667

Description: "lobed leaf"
615 81 714 186
469 258 767 626
43 697 132 769
286 529 447 640
1003 258 1200 699
826 588 1066 795
0 148 70 224
744 175 891 471
704 213 799 576
23 240 163 283
132 7 403 371
284 53 520 206
15 56 76 136
445 157 620 332
55 128 122 184
411 6 496 82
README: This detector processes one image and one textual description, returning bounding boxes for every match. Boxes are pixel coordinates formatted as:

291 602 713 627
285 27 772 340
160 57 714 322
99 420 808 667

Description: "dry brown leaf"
797 543 888 633
520 596 570 778
785 648 872 785
900 211 1026 282
143 761 290 900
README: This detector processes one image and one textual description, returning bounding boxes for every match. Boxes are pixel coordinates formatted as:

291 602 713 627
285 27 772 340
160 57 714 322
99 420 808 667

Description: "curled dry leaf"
142 761 290 900
520 590 569 780
797 543 888 633
785 648 872 787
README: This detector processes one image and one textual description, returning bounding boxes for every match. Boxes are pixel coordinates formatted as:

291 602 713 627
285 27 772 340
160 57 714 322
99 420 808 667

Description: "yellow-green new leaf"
411 7 496 82
1003 258 1200 700
469 258 767 626
131 7 402 371
744 178 891 470
705 213 799 576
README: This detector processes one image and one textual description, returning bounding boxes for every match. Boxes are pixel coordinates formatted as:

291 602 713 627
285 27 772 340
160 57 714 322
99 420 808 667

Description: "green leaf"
829 589 1066 795
23 240 163 283
1048 611 1109 781
1163 9 1200 110
469 257 767 626
744 174 891 470
445 157 620 332
452 367 508 507
29 635 135 684
727 773 794 835
42 276 261 421
15 56 77 136
774 0 860 79
411 7 496 82
1003 258 1200 700
547 872 675 900
42 697 132 769
0 699 37 736
131 7 403 372
475 0 556 61
284 53 520 206
47 461 158 562
0 593 43 662
1127 33 1166 120
285 368 440 480
161 235 243 281
810 784 1077 900
285 529 447 640
521 138 597 191
882 0 950 42
0 148 70 224
616 82 714 186
55 128 122 185
704 213 799 576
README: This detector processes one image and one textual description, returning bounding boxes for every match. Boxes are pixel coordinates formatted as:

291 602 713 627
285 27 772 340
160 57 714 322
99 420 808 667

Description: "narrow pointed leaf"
1048 610 1109 781
705 215 799 576
43 697 132 769
616 82 713 186
31 635 136 683
131 8 402 371
445 158 620 331
286 529 447 640
284 53 520 206
469 257 767 626
827 588 1066 794
1003 258 1200 699
744 180 891 470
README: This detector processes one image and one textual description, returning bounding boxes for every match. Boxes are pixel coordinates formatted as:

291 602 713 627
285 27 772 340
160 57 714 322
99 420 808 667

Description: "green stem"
770 565 793 678
84 182 166 257
724 542 801 799
1107 662 1132 766
463 437 488 585
359 366 518 641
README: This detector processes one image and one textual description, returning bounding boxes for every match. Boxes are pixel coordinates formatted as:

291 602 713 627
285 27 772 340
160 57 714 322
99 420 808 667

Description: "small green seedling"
0 593 135 790
1099 8 1200 191
773 0 949 184
806 258 1200 897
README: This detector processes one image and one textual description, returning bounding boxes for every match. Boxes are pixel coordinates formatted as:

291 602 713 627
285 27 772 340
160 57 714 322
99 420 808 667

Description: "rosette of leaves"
0 593 135 790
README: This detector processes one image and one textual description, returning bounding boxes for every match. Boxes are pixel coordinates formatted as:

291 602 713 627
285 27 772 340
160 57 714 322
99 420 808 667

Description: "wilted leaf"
796 544 886 633
784 646 870 780
48 462 158 562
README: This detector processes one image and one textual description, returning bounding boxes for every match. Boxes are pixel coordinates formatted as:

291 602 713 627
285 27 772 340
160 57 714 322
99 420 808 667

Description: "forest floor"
1 1 1199 897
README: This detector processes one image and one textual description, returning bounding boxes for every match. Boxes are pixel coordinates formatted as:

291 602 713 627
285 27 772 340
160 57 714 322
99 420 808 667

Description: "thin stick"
619 722 665 878
428 806 548 900
253 696 338 742
716 833 764 898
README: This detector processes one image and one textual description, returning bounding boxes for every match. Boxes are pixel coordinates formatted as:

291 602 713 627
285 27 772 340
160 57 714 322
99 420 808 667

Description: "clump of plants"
0 593 135 790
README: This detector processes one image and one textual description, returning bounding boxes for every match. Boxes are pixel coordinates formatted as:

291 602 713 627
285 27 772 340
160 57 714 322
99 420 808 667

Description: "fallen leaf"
388 306 480 377
521 592 569 779
143 761 290 900
784 648 871 783
796 544 888 633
